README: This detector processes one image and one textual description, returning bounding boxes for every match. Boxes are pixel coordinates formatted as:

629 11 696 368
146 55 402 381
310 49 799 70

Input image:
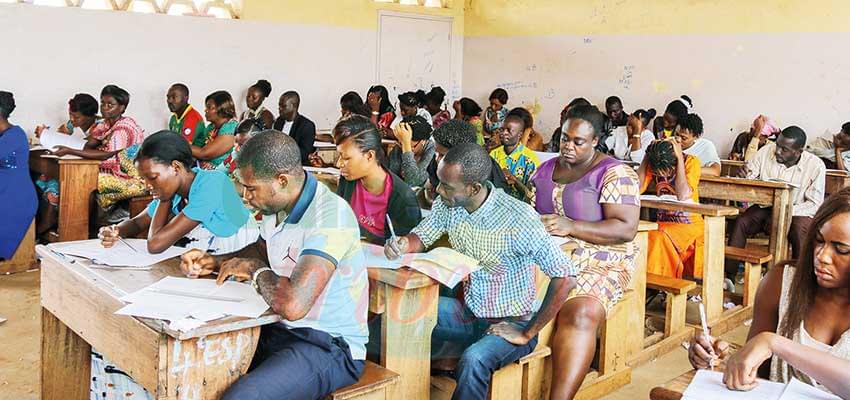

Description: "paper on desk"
314 141 336 149
682 370 786 400
38 128 87 151
780 378 840 400
640 194 696 204
362 244 480 288
305 166 341 175
48 239 187 267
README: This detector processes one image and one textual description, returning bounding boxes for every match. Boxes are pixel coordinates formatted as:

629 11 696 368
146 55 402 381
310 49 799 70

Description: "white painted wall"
1 4 462 135
463 33 850 155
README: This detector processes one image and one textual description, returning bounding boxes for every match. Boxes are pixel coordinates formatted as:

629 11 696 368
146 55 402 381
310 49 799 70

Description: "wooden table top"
641 199 740 217
649 369 696 400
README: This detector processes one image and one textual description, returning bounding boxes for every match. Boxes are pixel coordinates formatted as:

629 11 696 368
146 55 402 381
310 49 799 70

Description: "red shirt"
350 172 393 238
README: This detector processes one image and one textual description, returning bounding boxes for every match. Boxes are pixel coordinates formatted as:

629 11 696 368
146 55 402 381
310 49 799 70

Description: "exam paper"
305 166 341 175
38 128 87 151
779 378 840 400
49 239 187 267
362 244 481 288
640 194 696 204
682 370 786 400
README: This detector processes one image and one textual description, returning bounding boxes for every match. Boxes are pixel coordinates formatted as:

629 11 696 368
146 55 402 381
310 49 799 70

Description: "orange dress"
642 155 705 278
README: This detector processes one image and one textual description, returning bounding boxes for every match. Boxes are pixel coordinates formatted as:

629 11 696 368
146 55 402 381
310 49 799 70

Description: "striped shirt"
411 184 575 318
89 116 145 178
746 143 826 217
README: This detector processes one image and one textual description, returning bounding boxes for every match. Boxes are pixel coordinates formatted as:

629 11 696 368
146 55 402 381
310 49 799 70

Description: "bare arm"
701 163 721 177
254 255 336 321
769 334 850 398
674 156 691 200
191 134 235 160
146 199 201 254
520 277 573 339
569 203 639 244
835 147 846 172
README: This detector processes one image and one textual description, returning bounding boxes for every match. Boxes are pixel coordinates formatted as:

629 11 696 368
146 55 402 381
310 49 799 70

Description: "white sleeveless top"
770 265 850 394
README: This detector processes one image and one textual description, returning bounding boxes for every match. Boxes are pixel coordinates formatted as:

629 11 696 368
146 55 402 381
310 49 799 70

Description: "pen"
112 226 140 254
699 302 715 370
205 236 216 254
386 215 397 242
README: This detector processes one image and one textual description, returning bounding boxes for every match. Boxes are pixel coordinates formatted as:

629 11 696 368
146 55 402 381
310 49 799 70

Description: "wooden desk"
699 176 794 269
30 149 100 242
826 169 850 196
720 159 745 177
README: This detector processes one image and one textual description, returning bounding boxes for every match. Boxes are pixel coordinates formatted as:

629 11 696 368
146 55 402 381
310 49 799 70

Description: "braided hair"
646 140 678 173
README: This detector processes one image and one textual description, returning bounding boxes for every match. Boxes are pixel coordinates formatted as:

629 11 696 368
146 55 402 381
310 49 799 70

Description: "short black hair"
842 122 850 136
489 88 508 104
646 140 677 172
68 93 98 117
605 96 622 107
505 107 532 130
0 91 15 119
333 115 386 165
101 84 130 107
567 97 591 109
170 83 189 97
565 105 605 137
250 79 272 98
458 97 483 117
282 90 300 108
780 126 807 149
398 91 420 108
679 113 704 136
442 143 492 185
433 119 477 148
237 130 304 180
426 86 446 107
136 130 194 169
665 100 688 123
633 108 657 127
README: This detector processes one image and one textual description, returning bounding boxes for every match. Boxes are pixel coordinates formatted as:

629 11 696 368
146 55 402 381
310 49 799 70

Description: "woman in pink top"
333 115 421 245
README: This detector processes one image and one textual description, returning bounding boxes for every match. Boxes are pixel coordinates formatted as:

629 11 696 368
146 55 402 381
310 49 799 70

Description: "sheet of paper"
38 128 87 151
305 166 341 175
779 378 840 400
534 151 560 164
361 244 481 288
682 370 786 400
314 141 336 149
48 239 187 267
640 194 696 204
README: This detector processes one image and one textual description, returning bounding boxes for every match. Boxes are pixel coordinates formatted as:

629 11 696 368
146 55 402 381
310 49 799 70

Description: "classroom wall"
462 0 850 156
1 0 464 136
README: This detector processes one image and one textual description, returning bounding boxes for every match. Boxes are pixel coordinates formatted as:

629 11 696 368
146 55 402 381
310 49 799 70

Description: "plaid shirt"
412 184 576 318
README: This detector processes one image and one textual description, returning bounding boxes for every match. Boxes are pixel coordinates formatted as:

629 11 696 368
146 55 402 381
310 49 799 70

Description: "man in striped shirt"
385 143 576 400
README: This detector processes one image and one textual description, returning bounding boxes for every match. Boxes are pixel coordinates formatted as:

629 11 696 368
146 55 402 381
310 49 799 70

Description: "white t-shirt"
683 137 721 167
281 120 293 135
606 126 655 164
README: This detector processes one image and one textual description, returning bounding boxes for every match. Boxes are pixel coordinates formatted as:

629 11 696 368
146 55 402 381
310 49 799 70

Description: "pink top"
89 116 144 178
350 172 393 238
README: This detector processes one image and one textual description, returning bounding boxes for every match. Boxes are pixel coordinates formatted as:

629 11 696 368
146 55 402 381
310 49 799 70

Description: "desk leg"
770 190 793 267
57 162 99 241
702 216 725 322
380 283 439 400
41 307 91 400
160 327 260 399
625 231 648 359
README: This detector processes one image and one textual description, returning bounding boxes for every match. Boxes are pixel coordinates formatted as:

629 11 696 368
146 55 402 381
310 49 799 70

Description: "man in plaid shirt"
385 143 576 400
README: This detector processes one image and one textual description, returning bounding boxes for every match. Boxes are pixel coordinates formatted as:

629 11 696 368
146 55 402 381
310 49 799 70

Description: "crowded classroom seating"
5 2 850 400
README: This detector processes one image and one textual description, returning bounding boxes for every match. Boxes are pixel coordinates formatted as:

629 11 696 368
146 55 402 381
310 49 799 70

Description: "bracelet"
251 267 273 293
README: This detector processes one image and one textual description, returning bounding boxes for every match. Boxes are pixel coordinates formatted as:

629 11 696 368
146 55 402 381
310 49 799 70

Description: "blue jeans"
433 296 538 400
222 325 365 400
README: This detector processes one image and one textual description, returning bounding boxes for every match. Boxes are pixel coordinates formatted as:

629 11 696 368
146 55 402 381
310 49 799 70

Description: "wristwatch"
371 111 380 116
251 267 273 293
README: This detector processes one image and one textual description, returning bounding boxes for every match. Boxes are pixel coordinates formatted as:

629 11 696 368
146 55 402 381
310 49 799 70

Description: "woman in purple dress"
0 91 37 259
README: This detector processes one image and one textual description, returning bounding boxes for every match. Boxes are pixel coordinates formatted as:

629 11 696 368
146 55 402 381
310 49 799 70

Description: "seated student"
425 86 451 129
640 139 705 278
490 108 542 200
607 108 656 164
726 126 825 277
219 119 264 179
424 119 510 205
390 90 433 129
384 143 575 400
653 95 692 139
192 90 238 170
730 115 780 161
550 98 591 152
387 115 435 187
35 93 100 137
180 131 368 400
239 79 275 130
99 131 254 254
677 113 721 176
690 188 850 398
484 88 509 138
50 84 146 220
807 122 850 171
453 97 485 146
511 106 545 151
333 115 421 244
605 96 628 128
366 85 396 136
272 91 316 165
0 91 37 260
530 105 641 400
166 83 205 144
339 91 371 121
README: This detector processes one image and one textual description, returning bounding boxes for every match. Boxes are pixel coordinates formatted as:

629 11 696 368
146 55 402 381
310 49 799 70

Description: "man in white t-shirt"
181 131 368 400
676 113 721 176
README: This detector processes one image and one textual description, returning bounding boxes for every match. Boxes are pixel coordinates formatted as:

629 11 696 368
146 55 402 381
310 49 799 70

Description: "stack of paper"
682 370 839 400
362 244 481 288
48 239 187 267
116 276 269 324
38 128 87 151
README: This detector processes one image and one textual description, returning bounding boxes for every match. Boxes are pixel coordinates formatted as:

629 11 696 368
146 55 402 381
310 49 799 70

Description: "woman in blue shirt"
100 130 255 254
0 91 37 260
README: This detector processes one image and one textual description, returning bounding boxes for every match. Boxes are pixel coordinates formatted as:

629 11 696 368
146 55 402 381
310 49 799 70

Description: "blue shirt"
147 168 249 237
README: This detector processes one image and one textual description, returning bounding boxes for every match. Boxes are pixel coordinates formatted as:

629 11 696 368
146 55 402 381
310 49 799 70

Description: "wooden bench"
326 361 399 400
0 220 36 274
646 273 697 340
725 246 772 307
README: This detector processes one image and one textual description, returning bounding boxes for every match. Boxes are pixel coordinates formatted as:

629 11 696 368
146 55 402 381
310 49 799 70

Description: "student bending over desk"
606 108 655 164
676 113 721 177
807 121 850 171
0 91 37 260
425 86 451 129
728 114 779 162
333 116 421 245
385 143 575 400
47 84 146 225
182 131 369 400
689 188 850 398
725 127 825 279
387 114 435 187
640 139 705 278
191 90 237 170
530 104 641 399
99 131 255 254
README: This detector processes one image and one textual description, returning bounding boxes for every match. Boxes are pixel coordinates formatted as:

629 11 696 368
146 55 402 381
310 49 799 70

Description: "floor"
0 270 749 400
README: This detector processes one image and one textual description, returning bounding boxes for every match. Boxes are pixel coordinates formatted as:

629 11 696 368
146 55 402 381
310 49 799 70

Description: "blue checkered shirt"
412 184 576 318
